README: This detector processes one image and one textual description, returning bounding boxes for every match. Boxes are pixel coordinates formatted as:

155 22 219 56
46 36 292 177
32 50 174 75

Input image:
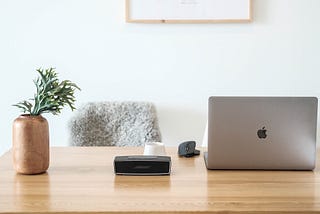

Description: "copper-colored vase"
12 114 49 174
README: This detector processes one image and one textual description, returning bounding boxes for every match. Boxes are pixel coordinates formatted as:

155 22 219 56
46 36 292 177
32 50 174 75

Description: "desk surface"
0 147 320 214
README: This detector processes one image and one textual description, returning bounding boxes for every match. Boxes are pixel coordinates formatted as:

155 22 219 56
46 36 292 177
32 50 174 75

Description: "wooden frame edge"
126 0 253 24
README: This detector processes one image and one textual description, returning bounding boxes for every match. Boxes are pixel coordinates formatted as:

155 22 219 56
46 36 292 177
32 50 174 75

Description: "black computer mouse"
178 141 200 157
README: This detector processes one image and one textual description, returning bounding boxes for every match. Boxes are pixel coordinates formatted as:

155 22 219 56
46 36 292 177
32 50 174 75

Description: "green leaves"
13 101 33 114
14 68 80 116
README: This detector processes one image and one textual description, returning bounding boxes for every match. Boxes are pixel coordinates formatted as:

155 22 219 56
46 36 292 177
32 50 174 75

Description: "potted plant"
13 68 80 174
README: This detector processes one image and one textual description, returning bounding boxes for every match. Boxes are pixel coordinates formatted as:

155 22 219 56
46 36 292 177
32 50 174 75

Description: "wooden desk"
0 147 320 213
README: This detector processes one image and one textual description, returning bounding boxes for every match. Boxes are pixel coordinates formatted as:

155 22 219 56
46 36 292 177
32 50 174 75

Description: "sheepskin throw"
69 101 162 147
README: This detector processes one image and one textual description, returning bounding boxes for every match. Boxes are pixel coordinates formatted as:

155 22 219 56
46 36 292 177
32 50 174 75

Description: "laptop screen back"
204 97 318 170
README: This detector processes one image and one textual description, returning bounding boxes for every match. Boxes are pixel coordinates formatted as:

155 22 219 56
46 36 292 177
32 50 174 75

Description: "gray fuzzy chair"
68 101 162 147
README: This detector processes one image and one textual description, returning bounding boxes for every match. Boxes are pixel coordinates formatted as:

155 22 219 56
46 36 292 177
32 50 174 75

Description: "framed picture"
126 0 252 23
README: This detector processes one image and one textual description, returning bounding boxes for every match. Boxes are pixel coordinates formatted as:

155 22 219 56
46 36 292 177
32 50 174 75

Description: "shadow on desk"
13 173 51 211
114 175 171 190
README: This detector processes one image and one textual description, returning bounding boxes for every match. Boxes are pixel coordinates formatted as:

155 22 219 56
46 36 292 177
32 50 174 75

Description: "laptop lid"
204 97 318 170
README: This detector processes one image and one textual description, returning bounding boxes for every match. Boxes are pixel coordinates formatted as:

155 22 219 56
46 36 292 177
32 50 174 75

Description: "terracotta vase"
12 114 49 174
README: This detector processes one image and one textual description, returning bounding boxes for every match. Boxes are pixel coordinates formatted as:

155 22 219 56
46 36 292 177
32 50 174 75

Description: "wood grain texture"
12 115 49 174
0 147 320 213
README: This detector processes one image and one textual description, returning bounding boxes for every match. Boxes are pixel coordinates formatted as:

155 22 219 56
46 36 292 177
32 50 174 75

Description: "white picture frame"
126 0 253 23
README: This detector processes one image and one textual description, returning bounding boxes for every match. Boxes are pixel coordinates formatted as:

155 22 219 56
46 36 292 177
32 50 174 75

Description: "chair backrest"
68 101 162 146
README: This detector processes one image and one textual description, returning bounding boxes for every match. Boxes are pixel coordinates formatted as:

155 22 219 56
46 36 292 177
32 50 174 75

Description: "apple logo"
257 127 267 139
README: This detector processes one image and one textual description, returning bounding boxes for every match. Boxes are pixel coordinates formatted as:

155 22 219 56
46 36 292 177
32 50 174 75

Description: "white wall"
1 0 320 155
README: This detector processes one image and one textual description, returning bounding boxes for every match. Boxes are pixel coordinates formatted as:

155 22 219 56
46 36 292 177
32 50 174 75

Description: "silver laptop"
204 97 318 170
